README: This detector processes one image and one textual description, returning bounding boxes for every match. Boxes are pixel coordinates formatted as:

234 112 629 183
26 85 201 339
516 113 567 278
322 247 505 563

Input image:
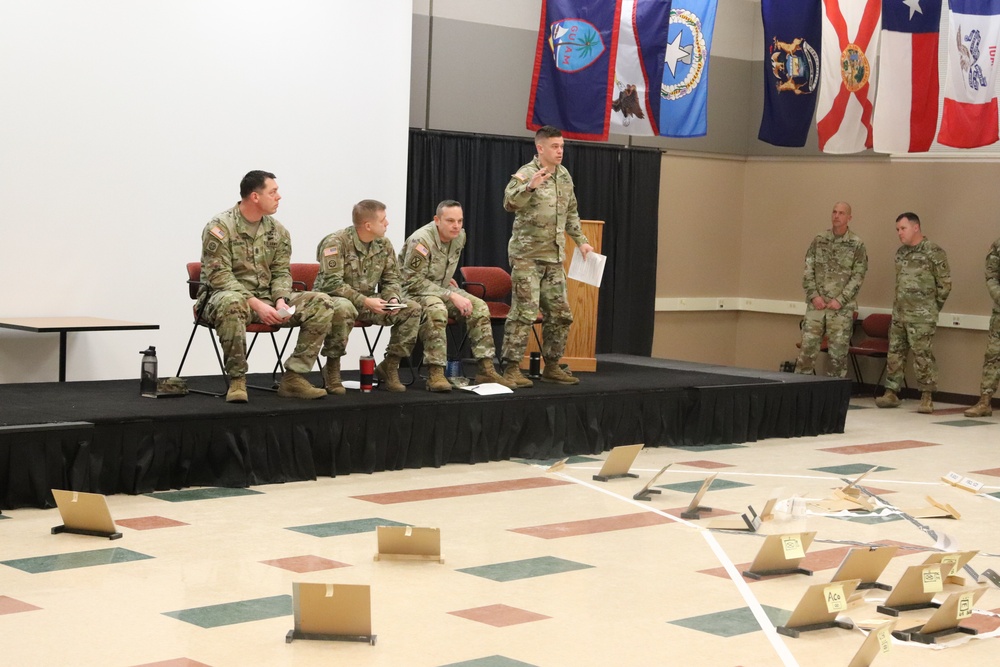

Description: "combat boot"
475 358 517 389
323 357 346 395
375 355 406 392
426 365 452 392
541 358 580 385
502 361 533 388
917 391 934 414
226 376 248 403
965 393 994 418
277 370 326 399
874 389 900 408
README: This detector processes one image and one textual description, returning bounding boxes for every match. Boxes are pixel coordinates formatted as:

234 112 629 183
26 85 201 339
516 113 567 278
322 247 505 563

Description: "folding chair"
459 266 543 353
849 313 893 396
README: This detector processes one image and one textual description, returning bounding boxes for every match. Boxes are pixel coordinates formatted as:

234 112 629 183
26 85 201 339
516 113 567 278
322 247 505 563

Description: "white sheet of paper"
277 305 296 318
458 382 514 395
567 248 606 287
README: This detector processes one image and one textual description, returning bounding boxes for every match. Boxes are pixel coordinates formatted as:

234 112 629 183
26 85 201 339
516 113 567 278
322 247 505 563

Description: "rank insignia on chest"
324 246 339 256
415 243 429 257
210 226 226 240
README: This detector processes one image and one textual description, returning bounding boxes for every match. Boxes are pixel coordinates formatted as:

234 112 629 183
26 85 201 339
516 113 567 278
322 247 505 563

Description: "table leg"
59 331 67 382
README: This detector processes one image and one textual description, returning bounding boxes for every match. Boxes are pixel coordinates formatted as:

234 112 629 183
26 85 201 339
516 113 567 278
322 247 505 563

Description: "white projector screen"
0 1 413 382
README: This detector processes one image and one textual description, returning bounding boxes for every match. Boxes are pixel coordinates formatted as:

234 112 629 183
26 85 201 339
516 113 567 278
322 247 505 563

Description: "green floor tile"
667 444 747 452
440 657 538 667
457 556 593 582
163 594 292 628
811 464 894 475
847 404 869 410
934 419 994 427
657 478 751 493
287 517 408 538
669 605 790 638
145 487 263 502
2 547 152 574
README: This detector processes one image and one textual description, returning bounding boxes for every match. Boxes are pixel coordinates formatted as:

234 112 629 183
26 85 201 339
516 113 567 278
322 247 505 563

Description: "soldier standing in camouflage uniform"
795 201 867 377
399 200 517 391
876 212 951 413
199 170 348 403
500 126 593 388
965 238 1000 417
315 199 421 393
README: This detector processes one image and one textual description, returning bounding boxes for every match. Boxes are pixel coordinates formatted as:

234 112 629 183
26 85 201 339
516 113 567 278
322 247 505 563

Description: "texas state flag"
816 0 882 153
937 0 1000 148
872 0 942 153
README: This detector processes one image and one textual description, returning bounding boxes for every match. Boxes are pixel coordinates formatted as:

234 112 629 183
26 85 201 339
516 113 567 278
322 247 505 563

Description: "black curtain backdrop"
406 129 659 356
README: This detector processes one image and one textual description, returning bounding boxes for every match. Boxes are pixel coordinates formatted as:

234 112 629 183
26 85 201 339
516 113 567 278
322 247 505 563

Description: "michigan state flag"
758 0 822 147
527 0 622 140
658 0 718 137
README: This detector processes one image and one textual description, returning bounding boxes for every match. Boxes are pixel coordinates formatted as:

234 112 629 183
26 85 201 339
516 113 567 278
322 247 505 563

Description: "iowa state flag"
816 0 882 153
609 0 673 136
527 0 622 140
872 0 942 153
658 0 718 137
937 0 1000 148
759 0 823 147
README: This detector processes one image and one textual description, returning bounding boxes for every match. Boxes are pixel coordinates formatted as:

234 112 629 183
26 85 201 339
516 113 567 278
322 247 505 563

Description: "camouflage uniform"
975 239 1000 395
399 221 496 366
500 156 589 364
315 226 421 359
884 238 951 392
794 229 867 377
198 204 347 377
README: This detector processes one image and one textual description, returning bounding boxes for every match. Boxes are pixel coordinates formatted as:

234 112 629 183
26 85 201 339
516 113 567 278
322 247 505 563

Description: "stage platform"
0 354 849 510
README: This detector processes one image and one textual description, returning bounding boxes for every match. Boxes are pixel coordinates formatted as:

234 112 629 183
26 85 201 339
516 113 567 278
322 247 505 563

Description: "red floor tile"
116 516 189 530
819 440 940 455
677 460 736 469
259 555 350 573
0 596 41 615
510 512 674 539
352 477 571 504
448 604 550 627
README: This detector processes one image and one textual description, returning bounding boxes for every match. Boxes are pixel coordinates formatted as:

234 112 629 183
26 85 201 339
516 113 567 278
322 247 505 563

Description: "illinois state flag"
937 0 1000 148
872 0 942 153
759 0 823 147
658 0 718 137
816 0 882 153
527 0 622 140
609 0 673 136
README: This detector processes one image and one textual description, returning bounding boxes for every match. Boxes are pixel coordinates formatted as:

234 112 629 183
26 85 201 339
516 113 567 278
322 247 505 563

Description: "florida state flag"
816 0 882 153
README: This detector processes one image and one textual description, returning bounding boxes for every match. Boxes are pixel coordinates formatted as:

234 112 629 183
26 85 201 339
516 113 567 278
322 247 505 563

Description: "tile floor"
2 393 1000 666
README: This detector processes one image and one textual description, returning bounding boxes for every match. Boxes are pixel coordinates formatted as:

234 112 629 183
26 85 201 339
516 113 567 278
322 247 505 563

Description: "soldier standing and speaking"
315 199 421 393
399 200 517 391
876 212 951 413
965 238 1000 417
500 125 593 388
198 170 348 403
794 201 867 377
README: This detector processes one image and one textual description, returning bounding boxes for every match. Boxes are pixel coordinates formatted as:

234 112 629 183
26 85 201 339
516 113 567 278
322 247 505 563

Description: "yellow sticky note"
824 584 847 613
922 566 943 593
781 534 805 560
941 554 960 577
877 626 893 654
957 592 975 619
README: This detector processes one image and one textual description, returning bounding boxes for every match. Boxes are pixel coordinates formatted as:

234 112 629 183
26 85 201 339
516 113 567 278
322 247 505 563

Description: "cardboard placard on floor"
742 531 816 579
50 489 121 540
830 545 899 591
776 579 861 638
374 525 443 563
286 582 375 645
593 444 643 481
847 620 897 667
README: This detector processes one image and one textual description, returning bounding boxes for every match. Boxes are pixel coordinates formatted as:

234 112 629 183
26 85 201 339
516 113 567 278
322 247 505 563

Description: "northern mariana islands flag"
610 0 673 136
937 0 1000 148
658 0 718 137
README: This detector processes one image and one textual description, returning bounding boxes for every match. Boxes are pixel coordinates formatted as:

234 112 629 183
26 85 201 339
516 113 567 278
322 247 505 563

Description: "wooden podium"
524 219 603 372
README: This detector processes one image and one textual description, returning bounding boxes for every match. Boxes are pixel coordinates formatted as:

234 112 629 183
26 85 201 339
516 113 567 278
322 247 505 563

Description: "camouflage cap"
156 377 189 396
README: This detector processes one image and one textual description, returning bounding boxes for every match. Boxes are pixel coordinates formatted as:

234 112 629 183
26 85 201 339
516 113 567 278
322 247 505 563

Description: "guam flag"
527 0 622 140
872 0 942 153
609 0 673 136
759 0 823 147
937 0 1000 148
658 0 718 137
